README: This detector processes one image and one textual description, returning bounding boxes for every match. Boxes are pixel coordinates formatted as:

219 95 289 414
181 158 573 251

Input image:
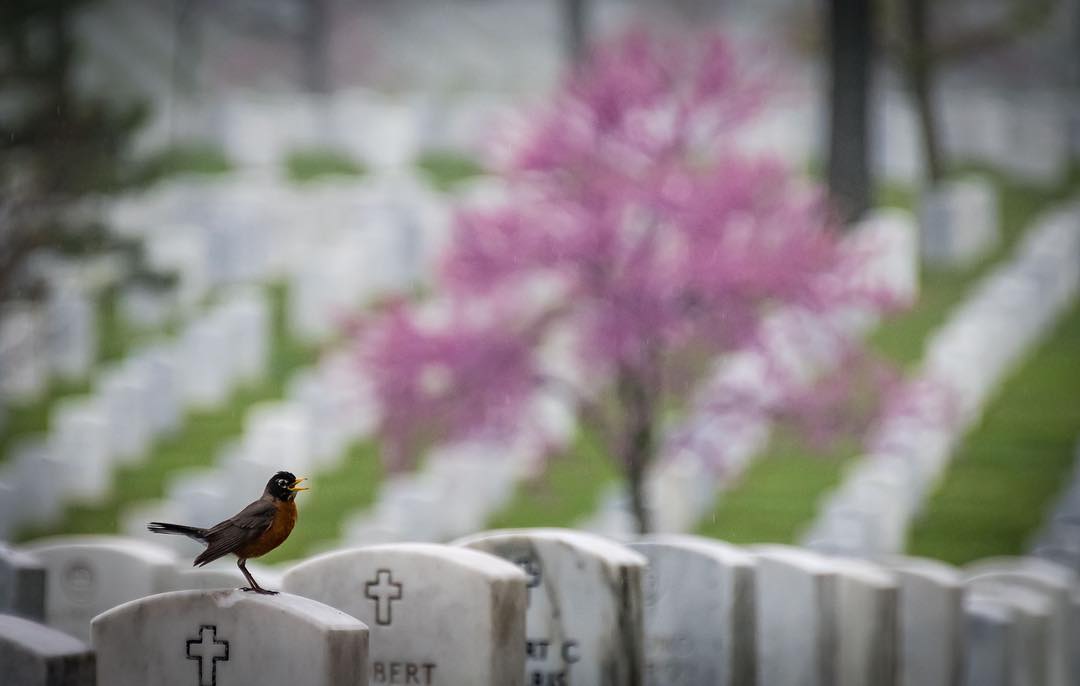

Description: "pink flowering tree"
359 30 896 534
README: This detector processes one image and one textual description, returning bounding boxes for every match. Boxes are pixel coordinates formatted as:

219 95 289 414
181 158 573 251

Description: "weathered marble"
91 589 369 686
628 535 755 686
830 557 899 686
752 545 838 686
455 528 646 686
21 536 176 640
1 542 46 621
964 556 1076 686
879 556 964 686
964 586 1054 686
283 542 527 685
0 613 96 685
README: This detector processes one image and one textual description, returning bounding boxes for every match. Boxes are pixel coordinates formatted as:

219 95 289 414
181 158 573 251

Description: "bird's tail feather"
147 521 207 542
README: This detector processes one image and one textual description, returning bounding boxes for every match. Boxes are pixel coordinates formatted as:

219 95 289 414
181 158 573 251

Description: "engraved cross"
187 625 229 686
364 569 403 626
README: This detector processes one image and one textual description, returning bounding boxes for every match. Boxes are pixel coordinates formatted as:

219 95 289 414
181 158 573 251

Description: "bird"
147 471 308 594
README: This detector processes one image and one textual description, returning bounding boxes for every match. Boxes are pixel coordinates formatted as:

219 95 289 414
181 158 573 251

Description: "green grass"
697 433 863 543
18 283 320 540
416 150 485 191
284 148 366 184
486 427 620 529
260 439 384 564
697 167 1080 544
907 299 1080 565
128 143 231 186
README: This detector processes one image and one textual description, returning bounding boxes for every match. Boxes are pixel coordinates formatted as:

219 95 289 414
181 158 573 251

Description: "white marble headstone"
964 556 1076 686
21 536 176 641
627 535 756 686
752 545 838 686
92 589 369 686
830 557 899 686
283 542 527 685
878 556 964 686
0 613 96 686
455 528 646 686
0 543 46 621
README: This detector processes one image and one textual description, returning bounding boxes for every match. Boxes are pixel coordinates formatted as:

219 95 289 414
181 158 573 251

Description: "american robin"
147 471 308 594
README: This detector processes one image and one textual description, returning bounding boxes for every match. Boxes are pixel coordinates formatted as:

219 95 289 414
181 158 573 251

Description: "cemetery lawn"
285 148 367 183
416 151 485 191
17 283 320 540
697 168 1080 544
486 428 620 529
127 143 231 186
906 298 1080 565
259 438 384 563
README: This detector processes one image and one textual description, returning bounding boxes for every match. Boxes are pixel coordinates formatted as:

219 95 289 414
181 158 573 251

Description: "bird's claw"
240 586 279 595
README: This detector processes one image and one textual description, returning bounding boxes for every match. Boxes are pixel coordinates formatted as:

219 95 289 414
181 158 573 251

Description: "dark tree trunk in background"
904 0 944 184
301 0 331 93
562 0 589 66
825 0 875 224
616 366 655 535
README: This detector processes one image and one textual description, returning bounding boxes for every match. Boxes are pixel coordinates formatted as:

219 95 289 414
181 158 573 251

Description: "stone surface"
0 543 47 621
627 535 755 686
455 528 646 686
91 589 369 686
964 585 1054 686
830 557 899 686
964 556 1077 686
0 613 96 686
752 545 838 686
919 177 999 268
879 556 964 686
283 542 527 685
962 595 1013 686
21 536 176 641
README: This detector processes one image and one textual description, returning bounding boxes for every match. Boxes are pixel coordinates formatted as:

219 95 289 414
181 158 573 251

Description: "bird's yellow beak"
289 477 309 492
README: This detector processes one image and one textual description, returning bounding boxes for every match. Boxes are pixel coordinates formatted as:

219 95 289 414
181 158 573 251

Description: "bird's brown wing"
192 499 277 567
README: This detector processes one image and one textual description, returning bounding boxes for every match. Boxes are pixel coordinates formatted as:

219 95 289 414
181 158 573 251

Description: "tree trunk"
301 0 331 93
825 0 875 223
562 0 589 66
615 365 655 535
904 0 944 184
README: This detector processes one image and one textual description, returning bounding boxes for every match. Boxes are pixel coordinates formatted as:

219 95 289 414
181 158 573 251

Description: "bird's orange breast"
235 500 297 559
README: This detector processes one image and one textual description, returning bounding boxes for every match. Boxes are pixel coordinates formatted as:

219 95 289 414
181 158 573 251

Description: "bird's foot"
240 586 279 595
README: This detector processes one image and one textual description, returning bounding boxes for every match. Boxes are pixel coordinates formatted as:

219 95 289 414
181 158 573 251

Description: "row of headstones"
217 89 515 171
0 290 270 540
0 284 98 407
805 202 1080 557
119 348 375 556
877 87 1077 188
105 169 454 345
3 530 1078 686
1030 438 1080 572
579 206 920 538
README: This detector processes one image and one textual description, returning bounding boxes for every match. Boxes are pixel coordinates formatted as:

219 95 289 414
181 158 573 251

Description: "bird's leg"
238 558 278 595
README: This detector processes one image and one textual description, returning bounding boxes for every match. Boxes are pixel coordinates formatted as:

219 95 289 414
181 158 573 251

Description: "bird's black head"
265 471 308 501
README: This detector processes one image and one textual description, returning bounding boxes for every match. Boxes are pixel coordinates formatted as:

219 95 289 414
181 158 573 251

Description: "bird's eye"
277 479 286 487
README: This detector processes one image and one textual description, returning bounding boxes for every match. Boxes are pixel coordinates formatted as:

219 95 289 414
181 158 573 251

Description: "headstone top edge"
0 613 92 656
629 534 757 566
21 535 177 563
90 589 370 632
283 542 528 581
453 527 648 566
